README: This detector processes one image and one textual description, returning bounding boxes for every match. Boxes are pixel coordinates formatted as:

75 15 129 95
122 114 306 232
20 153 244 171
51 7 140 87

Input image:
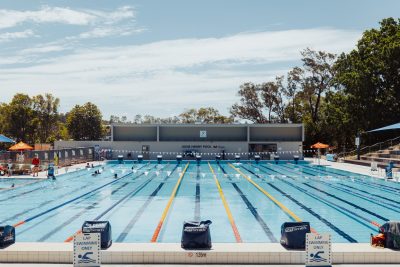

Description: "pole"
356 133 361 160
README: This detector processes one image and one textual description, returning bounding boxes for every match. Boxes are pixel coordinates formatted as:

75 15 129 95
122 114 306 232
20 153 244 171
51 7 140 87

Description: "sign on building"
200 130 207 138
305 233 331 267
73 233 101 267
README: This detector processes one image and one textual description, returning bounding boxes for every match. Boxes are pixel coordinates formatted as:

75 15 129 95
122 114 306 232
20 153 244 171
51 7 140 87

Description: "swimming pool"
0 160 399 243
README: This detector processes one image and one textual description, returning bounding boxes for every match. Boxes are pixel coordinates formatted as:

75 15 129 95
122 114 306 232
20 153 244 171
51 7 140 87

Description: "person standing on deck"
32 155 40 177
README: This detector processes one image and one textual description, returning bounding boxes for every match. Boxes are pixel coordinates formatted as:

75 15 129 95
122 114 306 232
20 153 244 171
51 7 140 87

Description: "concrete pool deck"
0 243 399 264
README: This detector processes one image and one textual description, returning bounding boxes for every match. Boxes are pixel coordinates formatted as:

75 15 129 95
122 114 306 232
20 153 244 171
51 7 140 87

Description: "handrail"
337 135 400 159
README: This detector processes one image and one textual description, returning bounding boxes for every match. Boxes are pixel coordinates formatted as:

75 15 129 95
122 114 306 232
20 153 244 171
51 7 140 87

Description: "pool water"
0 161 399 243
0 178 40 190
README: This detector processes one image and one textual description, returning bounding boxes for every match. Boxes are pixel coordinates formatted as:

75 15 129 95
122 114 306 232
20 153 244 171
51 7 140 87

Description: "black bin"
176 155 182 163
157 155 163 164
294 155 299 164
280 222 310 249
380 221 400 249
0 225 15 248
254 155 261 164
274 155 280 164
82 221 112 249
181 220 212 249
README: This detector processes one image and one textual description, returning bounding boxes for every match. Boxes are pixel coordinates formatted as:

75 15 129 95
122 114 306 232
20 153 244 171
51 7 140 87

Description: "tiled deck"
0 243 399 264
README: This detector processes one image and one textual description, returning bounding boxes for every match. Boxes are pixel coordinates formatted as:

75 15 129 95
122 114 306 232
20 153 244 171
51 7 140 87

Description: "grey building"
55 123 304 160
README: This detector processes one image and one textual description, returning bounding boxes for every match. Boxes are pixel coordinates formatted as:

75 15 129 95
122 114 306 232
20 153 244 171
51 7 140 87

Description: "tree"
285 67 303 123
66 102 103 140
32 93 60 143
296 48 336 124
1 94 37 142
334 17 400 133
230 83 267 123
179 109 197 123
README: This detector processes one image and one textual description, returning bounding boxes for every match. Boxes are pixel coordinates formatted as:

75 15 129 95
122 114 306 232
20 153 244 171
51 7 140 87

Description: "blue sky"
0 0 399 119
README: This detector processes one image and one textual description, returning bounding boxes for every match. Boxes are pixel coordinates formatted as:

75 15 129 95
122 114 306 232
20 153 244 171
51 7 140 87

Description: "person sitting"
32 156 40 177
86 163 90 168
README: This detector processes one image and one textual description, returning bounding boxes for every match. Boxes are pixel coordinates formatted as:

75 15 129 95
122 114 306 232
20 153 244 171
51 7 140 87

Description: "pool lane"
40 164 164 242
0 163 143 226
114 163 179 242
151 162 189 242
208 162 242 243
234 163 360 242
250 163 397 241
270 163 397 221
14 164 152 241
299 164 400 193
0 164 130 225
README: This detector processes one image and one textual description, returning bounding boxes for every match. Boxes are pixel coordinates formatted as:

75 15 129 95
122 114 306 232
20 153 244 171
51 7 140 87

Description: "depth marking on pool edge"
150 162 190 242
208 162 242 243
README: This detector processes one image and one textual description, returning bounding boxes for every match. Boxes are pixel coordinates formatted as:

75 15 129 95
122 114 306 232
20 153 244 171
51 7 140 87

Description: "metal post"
356 133 361 160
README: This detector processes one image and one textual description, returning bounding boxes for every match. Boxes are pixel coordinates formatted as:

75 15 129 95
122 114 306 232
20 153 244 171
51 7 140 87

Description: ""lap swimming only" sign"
305 233 332 267
73 233 101 267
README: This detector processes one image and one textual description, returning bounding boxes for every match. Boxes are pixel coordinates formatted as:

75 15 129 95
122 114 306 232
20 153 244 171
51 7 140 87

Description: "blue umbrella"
0 134 14 143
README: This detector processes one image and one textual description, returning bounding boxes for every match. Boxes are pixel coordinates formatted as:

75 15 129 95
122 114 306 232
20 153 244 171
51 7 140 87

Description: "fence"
0 147 95 172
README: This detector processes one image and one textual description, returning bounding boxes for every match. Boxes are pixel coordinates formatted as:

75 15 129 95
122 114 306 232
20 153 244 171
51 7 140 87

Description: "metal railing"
337 136 400 159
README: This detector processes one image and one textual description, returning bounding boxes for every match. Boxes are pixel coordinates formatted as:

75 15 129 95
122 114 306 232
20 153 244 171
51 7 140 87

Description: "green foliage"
66 102 103 140
334 17 400 133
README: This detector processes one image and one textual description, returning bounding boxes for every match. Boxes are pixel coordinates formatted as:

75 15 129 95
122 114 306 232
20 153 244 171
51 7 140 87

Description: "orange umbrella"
9 141 33 151
311 142 329 149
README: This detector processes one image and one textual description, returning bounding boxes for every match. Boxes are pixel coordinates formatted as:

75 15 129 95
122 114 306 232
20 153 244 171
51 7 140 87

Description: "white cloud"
0 28 361 117
0 5 135 29
20 45 66 54
0 29 36 42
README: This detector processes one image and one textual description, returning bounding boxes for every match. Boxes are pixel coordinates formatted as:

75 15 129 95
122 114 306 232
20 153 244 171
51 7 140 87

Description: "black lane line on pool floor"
285 163 400 195
250 164 378 232
116 163 180 242
37 164 162 241
0 167 97 203
194 165 201 221
299 164 400 194
277 164 400 213
258 163 390 222
241 165 358 243
16 164 152 237
0 164 137 224
218 163 278 242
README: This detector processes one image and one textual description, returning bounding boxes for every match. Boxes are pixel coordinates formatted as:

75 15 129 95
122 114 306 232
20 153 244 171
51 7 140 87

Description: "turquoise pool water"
0 160 399 243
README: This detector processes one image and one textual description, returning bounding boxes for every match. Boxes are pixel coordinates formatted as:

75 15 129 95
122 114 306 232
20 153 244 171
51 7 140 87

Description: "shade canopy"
9 141 33 151
368 122 400 133
0 134 14 143
311 142 329 149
